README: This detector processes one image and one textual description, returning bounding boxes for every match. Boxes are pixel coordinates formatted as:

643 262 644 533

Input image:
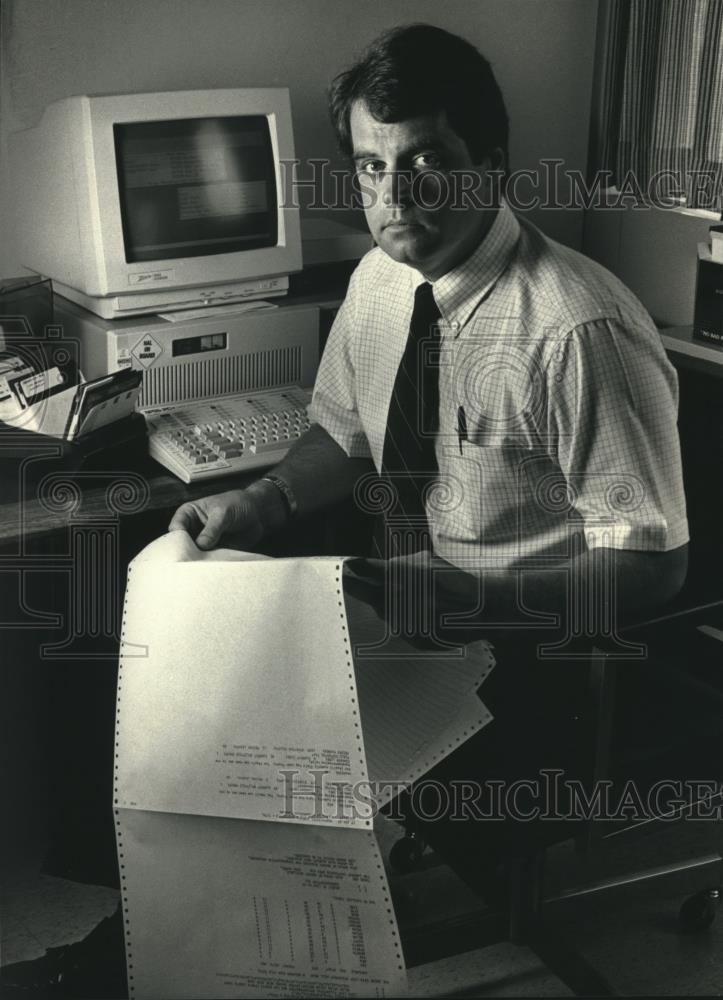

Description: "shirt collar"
409 200 520 334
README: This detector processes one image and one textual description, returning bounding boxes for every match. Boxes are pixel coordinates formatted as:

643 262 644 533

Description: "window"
593 0 723 213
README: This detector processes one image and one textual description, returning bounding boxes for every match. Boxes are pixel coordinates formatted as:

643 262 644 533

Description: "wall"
0 0 599 277
584 205 714 328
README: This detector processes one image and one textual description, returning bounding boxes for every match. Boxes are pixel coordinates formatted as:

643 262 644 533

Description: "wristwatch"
260 474 298 520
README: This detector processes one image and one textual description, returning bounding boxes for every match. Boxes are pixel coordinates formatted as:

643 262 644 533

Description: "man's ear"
475 148 506 204
475 147 506 175
489 146 506 173
483 147 507 203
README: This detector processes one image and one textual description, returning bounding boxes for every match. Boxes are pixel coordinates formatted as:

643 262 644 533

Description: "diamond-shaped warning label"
131 334 163 368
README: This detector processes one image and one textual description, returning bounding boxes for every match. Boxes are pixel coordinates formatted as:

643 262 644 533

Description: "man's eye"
413 152 442 171
359 161 385 177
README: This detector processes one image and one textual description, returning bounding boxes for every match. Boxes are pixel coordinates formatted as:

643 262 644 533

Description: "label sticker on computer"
132 334 163 368
128 269 175 286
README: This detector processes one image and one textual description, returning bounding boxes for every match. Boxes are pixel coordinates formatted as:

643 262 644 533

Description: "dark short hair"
328 23 509 166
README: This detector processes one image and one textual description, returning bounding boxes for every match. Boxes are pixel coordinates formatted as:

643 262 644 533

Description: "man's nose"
381 169 414 207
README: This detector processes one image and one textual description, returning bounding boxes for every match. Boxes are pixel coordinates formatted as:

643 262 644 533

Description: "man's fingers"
195 508 230 550
168 502 204 535
169 491 248 550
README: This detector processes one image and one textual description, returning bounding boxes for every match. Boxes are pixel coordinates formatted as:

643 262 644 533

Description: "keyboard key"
250 440 285 455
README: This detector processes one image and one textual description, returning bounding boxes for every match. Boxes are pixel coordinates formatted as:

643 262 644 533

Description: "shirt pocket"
463 410 541 452
452 338 547 452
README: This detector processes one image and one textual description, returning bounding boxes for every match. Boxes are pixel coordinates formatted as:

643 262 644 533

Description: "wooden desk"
0 443 252 549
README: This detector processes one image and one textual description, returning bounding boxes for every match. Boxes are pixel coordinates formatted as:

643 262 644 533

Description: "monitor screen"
114 116 279 263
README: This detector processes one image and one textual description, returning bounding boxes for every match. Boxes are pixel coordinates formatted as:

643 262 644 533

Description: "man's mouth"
383 218 423 230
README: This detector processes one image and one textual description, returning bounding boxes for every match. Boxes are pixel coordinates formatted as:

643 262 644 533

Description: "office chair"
387 599 723 996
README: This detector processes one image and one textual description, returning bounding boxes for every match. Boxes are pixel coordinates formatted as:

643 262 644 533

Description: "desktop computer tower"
55 297 321 411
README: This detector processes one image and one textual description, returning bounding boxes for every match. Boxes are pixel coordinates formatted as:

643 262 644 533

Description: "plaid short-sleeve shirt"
309 202 689 571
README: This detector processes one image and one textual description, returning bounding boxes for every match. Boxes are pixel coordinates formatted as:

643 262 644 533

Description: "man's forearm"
351 544 688 636
252 422 374 523
436 545 688 626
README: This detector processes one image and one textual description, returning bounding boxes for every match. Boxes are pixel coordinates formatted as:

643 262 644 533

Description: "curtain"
597 0 723 211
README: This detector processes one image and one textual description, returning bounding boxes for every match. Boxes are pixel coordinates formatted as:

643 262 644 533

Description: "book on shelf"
693 242 723 346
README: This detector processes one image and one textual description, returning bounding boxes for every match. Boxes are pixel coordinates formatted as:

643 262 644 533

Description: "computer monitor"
10 89 303 319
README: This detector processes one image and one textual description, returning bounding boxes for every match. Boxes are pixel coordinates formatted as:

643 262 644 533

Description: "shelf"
658 325 723 377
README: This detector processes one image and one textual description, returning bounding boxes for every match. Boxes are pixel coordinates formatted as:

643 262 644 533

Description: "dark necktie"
381 281 442 544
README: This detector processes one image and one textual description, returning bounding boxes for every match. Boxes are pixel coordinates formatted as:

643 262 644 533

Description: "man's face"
349 101 498 281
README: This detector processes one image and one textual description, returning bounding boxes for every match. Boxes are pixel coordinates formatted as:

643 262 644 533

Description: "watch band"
260 474 298 520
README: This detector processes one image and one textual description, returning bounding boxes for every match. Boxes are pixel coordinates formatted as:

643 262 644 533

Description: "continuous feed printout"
114 531 494 997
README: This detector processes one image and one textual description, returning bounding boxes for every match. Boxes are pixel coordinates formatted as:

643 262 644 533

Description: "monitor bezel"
84 89 301 297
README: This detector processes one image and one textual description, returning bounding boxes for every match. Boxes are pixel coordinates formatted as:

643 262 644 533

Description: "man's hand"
168 480 286 550
166 423 372 552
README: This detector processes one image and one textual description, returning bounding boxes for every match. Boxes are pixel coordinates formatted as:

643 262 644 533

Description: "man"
170 21 689 872
171 23 688 629
4 22 688 997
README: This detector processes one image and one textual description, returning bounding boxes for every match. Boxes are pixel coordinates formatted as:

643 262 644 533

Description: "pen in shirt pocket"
457 405 467 454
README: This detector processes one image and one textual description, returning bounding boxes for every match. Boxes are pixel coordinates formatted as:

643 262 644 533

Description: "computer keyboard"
144 385 312 483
